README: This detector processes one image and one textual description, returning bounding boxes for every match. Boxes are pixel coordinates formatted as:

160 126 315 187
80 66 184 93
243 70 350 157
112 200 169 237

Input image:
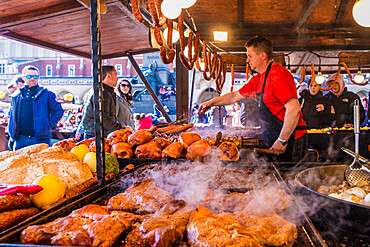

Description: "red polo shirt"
238 63 306 138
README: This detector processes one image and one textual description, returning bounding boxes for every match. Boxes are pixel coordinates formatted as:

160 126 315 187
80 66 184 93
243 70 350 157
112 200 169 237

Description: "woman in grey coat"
116 79 134 128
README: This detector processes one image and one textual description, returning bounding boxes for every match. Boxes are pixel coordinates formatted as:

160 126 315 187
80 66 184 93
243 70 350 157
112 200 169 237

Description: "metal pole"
90 0 105 186
127 52 171 122
189 68 196 117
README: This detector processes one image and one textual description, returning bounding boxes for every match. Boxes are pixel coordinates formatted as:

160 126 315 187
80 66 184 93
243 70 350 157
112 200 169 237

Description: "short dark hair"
22 65 39 75
102 66 115 80
245 36 273 60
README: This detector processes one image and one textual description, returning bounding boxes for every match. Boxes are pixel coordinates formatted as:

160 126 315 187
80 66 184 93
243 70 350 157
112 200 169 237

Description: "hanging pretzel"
296 64 306 90
340 62 369 86
148 0 167 27
130 0 144 23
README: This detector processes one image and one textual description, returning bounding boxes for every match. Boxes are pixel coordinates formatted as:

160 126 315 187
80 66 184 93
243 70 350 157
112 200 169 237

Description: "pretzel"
130 0 144 23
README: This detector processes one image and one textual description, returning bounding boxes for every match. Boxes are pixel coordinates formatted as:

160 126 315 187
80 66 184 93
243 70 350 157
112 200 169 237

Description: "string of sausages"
131 0 175 64
311 64 335 91
296 64 306 90
131 1 227 93
340 62 369 86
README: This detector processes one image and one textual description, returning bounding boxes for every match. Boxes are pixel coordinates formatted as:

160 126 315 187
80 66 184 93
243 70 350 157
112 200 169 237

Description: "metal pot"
295 165 370 236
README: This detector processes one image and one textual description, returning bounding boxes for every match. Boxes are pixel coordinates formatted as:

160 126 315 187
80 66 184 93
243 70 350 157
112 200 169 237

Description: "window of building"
115 64 122 76
46 65 52 77
0 64 5 74
68 65 75 77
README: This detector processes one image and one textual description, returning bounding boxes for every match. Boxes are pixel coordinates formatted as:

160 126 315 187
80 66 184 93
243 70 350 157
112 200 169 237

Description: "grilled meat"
128 130 153 147
179 132 201 149
107 179 173 214
0 193 31 213
107 128 133 146
21 205 135 247
153 137 172 150
161 142 183 159
135 141 161 159
111 143 134 159
0 207 39 232
187 206 262 246
235 213 298 247
185 140 211 159
218 141 239 161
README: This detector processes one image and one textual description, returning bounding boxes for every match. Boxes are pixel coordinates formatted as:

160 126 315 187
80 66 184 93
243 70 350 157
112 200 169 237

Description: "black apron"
256 62 295 162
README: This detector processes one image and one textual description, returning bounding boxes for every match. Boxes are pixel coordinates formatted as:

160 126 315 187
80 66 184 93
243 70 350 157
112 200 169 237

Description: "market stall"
0 0 370 246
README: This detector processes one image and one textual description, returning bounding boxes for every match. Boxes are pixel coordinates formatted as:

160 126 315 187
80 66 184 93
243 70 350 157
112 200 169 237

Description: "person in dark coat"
325 73 365 128
299 80 336 129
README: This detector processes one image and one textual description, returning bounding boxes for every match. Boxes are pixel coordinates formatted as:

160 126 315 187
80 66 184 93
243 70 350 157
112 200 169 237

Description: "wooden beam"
237 0 244 29
332 0 348 27
295 0 321 29
0 30 91 58
339 52 370 66
0 2 86 29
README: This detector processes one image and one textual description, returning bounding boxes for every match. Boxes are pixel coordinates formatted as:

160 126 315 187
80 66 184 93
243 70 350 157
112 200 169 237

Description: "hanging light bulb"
163 27 179 43
179 0 197 8
315 72 325 84
354 71 365 83
352 0 370 27
161 0 182 19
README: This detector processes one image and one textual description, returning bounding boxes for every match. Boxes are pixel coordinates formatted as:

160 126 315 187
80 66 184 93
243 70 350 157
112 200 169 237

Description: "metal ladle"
344 99 370 187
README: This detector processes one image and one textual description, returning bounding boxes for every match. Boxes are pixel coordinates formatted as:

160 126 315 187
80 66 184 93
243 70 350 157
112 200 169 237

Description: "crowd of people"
3 49 369 159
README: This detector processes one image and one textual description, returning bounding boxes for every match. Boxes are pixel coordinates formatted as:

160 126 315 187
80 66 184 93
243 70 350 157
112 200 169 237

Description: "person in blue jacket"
8 65 63 150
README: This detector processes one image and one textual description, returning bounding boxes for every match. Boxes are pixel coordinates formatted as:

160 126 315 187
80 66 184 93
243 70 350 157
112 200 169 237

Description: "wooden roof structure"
0 0 369 73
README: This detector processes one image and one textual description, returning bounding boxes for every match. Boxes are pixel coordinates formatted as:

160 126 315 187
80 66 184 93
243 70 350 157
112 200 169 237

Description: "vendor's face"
309 81 320 95
246 46 263 73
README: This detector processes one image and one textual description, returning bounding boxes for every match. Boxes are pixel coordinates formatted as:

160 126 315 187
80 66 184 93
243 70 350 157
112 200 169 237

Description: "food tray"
0 161 325 247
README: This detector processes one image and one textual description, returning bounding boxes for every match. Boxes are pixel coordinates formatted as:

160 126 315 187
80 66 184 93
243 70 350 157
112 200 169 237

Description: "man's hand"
198 101 212 114
271 139 287 155
316 104 324 112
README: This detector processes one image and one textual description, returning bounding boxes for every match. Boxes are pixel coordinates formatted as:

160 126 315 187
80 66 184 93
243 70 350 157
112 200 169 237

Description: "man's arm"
271 98 300 155
198 91 245 113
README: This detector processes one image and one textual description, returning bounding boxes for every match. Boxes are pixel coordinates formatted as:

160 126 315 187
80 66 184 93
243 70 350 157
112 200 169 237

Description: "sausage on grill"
0 207 39 232
0 194 31 213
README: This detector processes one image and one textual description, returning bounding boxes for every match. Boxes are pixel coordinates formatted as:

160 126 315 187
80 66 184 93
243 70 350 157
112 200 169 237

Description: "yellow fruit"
30 174 65 210
71 144 90 161
83 152 97 173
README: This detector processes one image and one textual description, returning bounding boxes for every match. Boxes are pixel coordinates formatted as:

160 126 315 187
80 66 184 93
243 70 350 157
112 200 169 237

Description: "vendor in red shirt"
199 36 307 161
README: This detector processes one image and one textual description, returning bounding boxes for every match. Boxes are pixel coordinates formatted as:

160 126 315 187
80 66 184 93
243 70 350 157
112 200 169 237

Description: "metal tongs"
344 99 370 187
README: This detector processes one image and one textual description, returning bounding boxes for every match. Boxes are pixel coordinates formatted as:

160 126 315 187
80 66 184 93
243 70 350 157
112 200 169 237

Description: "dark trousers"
292 133 309 162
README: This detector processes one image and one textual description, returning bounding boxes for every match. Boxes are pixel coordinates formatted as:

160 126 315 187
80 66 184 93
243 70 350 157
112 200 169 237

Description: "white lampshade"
163 27 180 43
178 0 197 8
161 0 182 19
315 72 325 84
353 0 370 27
213 31 228 41
354 71 365 83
